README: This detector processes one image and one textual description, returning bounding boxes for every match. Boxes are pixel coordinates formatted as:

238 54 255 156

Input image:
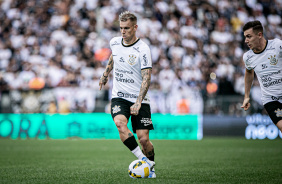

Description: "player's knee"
138 136 149 147
114 119 127 132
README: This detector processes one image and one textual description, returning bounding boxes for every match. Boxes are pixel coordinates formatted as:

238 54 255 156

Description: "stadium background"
0 0 282 139
0 1 282 183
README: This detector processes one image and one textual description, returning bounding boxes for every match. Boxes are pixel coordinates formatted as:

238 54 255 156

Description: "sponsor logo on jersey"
262 78 282 88
115 68 133 74
119 57 125 62
111 41 120 46
133 47 140 52
268 55 278 65
112 105 121 114
117 92 138 98
262 64 267 70
128 54 137 65
274 108 282 117
143 54 148 66
271 96 282 100
140 118 152 126
117 92 124 97
115 77 135 83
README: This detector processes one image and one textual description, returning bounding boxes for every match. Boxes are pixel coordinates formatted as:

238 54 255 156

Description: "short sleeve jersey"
109 37 152 104
243 38 282 105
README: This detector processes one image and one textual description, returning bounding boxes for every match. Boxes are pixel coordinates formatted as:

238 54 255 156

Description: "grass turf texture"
0 138 281 184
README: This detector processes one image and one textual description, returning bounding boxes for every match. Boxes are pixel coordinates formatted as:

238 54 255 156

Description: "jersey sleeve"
274 38 282 59
243 52 253 70
140 45 152 70
109 38 115 50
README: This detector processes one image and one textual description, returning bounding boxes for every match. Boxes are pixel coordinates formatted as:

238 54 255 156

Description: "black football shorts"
264 101 282 125
111 98 154 133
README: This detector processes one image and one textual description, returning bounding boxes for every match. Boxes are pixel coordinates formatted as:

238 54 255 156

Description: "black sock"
148 155 154 161
147 149 155 161
123 136 138 151
143 148 155 161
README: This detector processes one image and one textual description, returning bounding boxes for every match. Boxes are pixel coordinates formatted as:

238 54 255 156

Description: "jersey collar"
121 38 140 47
253 40 268 54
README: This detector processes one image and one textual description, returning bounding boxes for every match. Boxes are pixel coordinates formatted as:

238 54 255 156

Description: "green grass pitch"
0 138 281 184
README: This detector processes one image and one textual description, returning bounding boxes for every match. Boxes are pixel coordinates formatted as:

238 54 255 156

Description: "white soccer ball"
128 160 150 178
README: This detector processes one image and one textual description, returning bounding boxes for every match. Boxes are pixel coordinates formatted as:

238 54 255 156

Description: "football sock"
132 146 146 160
143 147 155 161
148 154 154 161
123 136 146 160
123 135 138 151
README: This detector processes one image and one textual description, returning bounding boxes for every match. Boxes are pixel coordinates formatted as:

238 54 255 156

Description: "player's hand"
99 74 108 90
241 97 251 111
130 103 141 116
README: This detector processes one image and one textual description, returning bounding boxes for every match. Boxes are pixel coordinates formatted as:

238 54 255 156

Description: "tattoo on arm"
128 133 133 137
136 69 151 104
105 55 114 75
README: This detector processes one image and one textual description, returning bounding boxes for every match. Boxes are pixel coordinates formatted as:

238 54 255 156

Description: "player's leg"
132 103 156 178
111 98 147 160
113 114 131 142
136 129 156 178
276 120 282 132
114 114 147 159
264 101 282 132
132 103 155 161
136 129 155 161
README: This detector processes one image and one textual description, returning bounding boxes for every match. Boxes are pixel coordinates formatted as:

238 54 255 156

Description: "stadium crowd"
0 0 282 114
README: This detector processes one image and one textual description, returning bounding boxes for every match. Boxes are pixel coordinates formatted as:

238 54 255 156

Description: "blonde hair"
119 11 137 24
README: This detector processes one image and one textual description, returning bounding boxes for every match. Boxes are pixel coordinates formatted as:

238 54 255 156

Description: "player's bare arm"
241 69 254 110
130 68 152 115
99 54 114 90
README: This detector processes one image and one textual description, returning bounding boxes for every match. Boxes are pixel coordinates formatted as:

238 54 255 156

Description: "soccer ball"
128 160 150 178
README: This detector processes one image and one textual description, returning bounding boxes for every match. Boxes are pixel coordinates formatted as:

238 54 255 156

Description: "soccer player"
99 11 156 178
241 20 282 132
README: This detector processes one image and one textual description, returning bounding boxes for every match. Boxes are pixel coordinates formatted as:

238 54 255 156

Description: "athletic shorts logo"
268 55 278 65
128 54 137 65
140 118 152 126
274 108 282 117
112 105 121 114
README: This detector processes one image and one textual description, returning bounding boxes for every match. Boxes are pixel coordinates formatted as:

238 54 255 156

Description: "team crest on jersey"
128 54 137 65
274 108 282 117
112 105 121 114
268 55 278 65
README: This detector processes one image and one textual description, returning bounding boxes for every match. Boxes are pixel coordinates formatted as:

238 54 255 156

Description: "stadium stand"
0 0 281 115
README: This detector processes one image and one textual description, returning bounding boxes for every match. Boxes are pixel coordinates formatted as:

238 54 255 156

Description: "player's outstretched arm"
241 68 254 111
130 68 152 115
99 54 114 90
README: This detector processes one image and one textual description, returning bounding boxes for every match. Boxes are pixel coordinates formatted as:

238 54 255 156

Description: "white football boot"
142 157 156 178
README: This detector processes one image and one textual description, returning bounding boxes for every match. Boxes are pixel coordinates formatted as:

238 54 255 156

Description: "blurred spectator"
58 97 70 114
47 100 57 114
29 72 45 90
